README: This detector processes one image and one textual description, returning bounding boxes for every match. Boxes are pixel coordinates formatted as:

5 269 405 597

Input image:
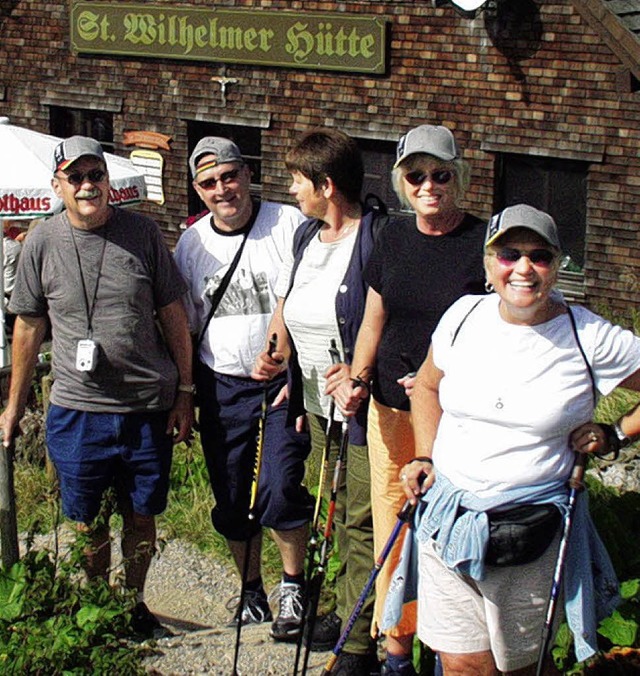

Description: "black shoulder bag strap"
195 202 259 348
566 305 597 407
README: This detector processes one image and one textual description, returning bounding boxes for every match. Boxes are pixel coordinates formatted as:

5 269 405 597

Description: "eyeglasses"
197 168 241 190
59 169 107 186
403 169 454 186
489 247 556 268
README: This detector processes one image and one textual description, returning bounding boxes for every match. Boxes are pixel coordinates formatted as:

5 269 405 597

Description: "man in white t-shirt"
174 137 312 642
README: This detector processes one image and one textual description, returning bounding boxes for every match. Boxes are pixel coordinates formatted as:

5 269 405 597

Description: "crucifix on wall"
211 66 240 106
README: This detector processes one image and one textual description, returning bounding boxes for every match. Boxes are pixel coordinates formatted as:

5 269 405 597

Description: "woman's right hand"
400 459 435 504
251 348 286 382
333 378 368 417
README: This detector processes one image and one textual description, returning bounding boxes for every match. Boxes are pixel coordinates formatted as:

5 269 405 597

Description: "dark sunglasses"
197 168 241 190
491 247 556 267
404 169 454 186
60 168 107 186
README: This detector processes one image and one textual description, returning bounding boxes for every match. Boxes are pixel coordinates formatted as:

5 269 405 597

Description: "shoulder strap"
371 210 389 243
196 202 259 347
451 297 486 346
364 193 389 244
567 305 597 406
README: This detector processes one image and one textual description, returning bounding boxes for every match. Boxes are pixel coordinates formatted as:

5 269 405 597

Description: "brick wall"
1 0 639 313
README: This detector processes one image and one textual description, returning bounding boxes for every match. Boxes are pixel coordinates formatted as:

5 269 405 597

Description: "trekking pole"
299 417 349 676
232 334 277 676
293 339 342 675
0 433 19 569
321 499 417 675
535 452 588 676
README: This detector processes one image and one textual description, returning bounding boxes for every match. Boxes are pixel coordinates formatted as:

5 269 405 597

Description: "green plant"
0 541 147 674
552 579 640 674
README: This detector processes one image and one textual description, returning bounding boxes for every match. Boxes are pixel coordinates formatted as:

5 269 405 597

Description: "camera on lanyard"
76 339 99 372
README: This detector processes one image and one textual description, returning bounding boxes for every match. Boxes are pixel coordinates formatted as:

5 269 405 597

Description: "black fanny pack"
484 503 562 567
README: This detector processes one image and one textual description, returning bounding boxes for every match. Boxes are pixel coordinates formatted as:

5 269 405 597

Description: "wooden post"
0 438 19 569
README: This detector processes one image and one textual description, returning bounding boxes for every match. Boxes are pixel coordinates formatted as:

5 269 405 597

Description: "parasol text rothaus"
109 185 140 205
0 194 52 217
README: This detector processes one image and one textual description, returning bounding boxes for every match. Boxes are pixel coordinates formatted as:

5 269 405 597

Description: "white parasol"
0 117 147 220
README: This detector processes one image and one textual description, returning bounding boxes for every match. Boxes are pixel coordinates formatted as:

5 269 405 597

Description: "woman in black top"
334 124 486 676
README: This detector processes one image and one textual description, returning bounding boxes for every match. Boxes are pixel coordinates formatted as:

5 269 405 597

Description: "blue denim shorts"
46 404 173 524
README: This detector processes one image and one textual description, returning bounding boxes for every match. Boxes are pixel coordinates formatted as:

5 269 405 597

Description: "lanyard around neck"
69 224 108 337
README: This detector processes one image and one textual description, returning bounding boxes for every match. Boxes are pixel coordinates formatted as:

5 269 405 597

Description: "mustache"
75 189 100 199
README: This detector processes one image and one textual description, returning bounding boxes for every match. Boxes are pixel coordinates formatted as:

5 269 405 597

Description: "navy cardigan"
284 207 387 445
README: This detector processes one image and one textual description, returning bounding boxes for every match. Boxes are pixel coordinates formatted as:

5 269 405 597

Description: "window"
495 153 588 269
50 107 114 152
187 122 261 219
357 137 404 216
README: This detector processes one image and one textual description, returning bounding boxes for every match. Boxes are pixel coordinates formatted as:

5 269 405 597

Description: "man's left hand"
167 392 194 443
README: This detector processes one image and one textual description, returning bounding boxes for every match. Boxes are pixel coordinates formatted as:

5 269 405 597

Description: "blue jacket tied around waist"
381 471 619 663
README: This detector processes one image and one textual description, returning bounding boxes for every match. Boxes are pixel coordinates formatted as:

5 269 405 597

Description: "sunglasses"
59 168 107 186
197 168 241 190
490 247 556 267
404 169 454 186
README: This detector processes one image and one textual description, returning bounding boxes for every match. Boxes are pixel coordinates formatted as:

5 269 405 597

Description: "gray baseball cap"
485 204 562 250
53 135 105 172
394 125 460 168
189 137 243 178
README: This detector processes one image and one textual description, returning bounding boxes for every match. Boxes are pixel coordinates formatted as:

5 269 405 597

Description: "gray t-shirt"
10 208 187 412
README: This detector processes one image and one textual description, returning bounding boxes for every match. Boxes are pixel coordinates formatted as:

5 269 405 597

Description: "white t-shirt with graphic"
174 201 304 376
430 293 640 499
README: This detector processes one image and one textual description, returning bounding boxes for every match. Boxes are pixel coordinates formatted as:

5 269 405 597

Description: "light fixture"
433 0 490 18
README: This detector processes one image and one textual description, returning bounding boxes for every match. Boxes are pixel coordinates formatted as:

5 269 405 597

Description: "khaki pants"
308 412 375 654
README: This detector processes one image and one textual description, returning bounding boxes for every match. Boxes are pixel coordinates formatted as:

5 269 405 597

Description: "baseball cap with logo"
189 137 244 179
53 136 105 173
394 125 460 168
485 204 562 250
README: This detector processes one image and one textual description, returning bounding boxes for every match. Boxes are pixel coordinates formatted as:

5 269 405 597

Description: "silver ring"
401 473 407 482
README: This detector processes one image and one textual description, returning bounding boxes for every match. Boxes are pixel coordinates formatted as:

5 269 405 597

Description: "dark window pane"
357 137 403 216
49 106 114 153
495 153 588 267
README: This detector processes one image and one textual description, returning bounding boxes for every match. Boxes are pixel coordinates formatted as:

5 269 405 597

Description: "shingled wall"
1 0 639 314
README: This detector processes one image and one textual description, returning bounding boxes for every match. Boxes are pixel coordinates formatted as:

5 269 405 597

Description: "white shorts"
417 533 562 672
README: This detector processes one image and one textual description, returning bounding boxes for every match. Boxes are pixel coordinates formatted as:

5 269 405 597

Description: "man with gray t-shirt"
0 136 193 637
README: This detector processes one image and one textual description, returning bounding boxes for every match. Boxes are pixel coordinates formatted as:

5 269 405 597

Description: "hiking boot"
332 650 380 676
270 581 304 642
130 601 172 639
226 587 273 627
306 610 342 651
380 658 417 676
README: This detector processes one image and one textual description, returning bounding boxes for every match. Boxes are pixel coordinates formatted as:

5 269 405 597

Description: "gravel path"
142 539 332 675
25 528 331 675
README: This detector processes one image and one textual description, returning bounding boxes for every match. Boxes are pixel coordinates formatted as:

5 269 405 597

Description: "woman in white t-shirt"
401 204 640 675
253 128 388 673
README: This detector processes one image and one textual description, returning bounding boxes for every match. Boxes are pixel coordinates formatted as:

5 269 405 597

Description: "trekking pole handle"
569 452 587 491
397 499 417 523
268 333 277 357
400 352 417 378
328 338 341 366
